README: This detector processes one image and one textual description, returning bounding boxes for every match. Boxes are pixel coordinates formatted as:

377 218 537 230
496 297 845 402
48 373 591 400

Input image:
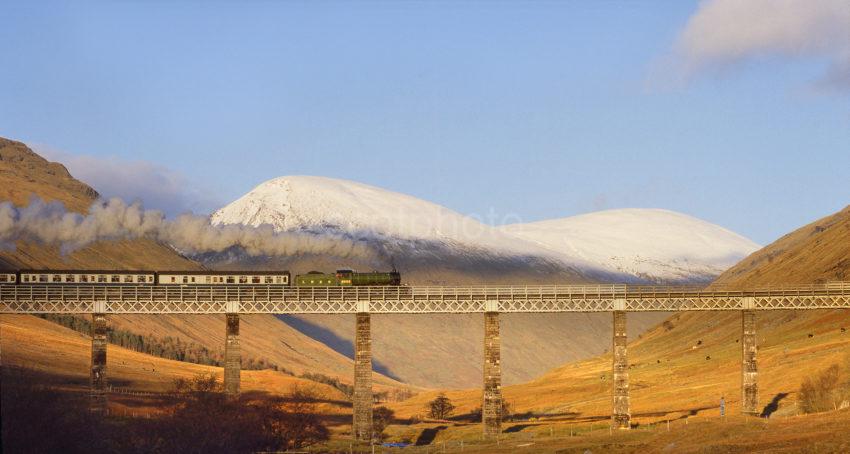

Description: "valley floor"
343 410 850 453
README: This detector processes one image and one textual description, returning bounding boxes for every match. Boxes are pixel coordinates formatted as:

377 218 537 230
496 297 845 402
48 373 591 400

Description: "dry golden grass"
0 314 336 394
388 309 850 422
370 411 850 453
716 205 850 286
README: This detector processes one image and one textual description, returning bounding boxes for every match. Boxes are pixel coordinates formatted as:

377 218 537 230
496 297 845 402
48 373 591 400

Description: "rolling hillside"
388 205 850 431
0 137 403 392
713 205 850 286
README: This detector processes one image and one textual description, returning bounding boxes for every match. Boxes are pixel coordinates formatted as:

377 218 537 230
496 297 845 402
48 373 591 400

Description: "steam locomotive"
1 269 401 286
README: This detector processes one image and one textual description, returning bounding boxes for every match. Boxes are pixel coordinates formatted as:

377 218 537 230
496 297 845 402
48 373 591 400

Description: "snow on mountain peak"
210 176 539 255
500 208 761 282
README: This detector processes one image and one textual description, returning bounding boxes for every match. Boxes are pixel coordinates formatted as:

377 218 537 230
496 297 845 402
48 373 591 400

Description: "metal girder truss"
1 283 850 314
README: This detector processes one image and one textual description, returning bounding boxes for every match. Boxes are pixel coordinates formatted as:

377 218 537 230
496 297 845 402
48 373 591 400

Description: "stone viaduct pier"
3 282 850 440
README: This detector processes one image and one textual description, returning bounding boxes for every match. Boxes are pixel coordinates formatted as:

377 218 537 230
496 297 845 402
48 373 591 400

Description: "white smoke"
0 197 376 259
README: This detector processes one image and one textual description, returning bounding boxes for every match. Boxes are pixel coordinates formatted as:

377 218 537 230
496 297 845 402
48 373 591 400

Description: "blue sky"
1 1 848 245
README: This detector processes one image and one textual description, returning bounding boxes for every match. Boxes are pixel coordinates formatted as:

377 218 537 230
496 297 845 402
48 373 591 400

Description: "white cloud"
671 0 850 90
34 145 223 217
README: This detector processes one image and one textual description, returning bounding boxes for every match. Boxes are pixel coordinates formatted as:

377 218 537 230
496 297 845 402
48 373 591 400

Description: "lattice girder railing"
1 284 850 314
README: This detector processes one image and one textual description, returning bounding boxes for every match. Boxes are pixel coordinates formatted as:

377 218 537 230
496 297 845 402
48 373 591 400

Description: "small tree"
427 393 455 420
372 406 395 440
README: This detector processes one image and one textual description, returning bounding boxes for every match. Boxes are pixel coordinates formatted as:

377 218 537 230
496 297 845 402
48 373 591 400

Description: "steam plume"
0 197 376 259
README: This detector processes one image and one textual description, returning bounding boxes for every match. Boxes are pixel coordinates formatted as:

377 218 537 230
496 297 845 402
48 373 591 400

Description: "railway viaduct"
3 282 850 441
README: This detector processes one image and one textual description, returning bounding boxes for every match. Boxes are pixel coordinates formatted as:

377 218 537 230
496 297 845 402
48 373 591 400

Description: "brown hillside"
0 137 98 211
0 137 199 271
714 205 850 286
0 314 355 424
0 137 402 391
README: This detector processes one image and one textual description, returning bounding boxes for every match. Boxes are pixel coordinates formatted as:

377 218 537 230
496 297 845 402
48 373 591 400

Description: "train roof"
17 269 290 276
155 270 290 276
18 269 154 274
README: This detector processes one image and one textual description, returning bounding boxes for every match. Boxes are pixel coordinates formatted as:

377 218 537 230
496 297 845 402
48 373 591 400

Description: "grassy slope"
0 314 355 421
0 137 403 390
373 412 850 453
384 205 850 448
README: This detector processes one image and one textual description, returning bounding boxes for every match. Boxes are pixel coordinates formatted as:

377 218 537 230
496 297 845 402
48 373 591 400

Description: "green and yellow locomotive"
294 269 401 287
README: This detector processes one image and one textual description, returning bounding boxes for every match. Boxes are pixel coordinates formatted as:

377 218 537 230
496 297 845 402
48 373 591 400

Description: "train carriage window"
191 277 196 283
124 275 133 283
182 276 188 284
97 276 106 283
226 276 235 284
0 275 6 282
170 277 176 283
80 275 88 283
239 276 247 284
265 277 273 284
205 276 211 284
111 275 120 283
39 275 48 282
252 276 261 284
52 275 61 282
137 276 147 283
65 275 75 283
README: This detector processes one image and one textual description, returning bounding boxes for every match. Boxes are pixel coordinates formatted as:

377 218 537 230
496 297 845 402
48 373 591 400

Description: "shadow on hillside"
635 405 715 420
415 425 447 445
761 392 789 418
277 314 401 381
503 424 535 433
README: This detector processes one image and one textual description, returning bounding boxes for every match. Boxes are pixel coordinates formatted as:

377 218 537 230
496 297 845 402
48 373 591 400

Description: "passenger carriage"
156 271 290 286
18 270 155 285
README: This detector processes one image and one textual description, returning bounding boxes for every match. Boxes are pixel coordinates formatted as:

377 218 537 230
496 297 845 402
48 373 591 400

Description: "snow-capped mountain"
211 175 546 255
209 176 585 284
501 209 761 283
209 176 759 283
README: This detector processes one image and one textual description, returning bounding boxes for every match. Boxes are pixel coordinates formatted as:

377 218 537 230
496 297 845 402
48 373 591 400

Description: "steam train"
0 269 401 286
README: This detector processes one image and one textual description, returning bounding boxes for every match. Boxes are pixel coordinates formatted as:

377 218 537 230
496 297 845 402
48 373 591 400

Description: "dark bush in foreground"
372 406 395 440
1 368 328 454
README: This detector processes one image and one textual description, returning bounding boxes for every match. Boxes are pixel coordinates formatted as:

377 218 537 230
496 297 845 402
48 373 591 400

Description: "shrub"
799 364 843 414
372 406 395 440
